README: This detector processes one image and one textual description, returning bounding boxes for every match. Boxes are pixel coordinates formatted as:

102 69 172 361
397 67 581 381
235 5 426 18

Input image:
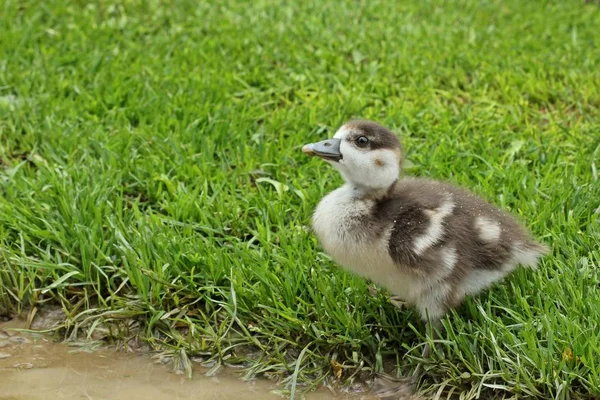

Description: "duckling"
302 120 548 379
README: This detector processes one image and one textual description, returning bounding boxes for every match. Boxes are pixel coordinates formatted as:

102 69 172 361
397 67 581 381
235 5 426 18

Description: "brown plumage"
302 119 548 380
377 178 547 315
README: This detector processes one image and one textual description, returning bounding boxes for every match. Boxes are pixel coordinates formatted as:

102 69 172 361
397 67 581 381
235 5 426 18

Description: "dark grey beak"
301 138 342 162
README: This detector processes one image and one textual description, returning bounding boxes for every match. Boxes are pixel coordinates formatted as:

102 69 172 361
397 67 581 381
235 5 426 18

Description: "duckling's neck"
348 180 398 200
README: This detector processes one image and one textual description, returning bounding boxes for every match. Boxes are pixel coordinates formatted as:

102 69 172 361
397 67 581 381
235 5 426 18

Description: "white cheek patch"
342 145 370 167
329 130 401 191
372 149 398 167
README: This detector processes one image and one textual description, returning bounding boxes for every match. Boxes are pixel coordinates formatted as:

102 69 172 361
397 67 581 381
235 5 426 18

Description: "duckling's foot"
368 285 380 297
389 295 406 310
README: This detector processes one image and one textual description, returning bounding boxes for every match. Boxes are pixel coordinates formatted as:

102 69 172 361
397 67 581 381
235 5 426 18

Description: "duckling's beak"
301 138 342 162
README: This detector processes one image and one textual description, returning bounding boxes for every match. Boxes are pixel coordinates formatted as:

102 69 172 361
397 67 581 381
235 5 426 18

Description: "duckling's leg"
410 319 442 382
389 295 406 310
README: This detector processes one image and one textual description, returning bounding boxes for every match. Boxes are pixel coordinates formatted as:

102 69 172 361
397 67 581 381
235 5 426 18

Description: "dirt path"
0 318 371 400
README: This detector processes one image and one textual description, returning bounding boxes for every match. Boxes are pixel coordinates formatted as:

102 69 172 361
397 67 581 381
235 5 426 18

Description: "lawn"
1 0 599 398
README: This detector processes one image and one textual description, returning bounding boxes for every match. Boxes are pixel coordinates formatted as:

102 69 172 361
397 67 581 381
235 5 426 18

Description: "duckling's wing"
374 179 454 272
376 178 547 275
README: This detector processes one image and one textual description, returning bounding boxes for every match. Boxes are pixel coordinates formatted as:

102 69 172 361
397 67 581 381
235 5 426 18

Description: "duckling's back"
378 177 548 313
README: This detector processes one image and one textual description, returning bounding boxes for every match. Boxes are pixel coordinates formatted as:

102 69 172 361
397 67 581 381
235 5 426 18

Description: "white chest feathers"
311 185 421 301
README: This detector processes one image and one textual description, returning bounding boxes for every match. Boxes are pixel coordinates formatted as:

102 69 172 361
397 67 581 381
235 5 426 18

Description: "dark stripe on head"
345 120 401 151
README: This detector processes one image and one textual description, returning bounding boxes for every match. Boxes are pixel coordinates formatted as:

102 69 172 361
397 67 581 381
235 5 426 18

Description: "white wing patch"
475 216 501 242
439 246 457 278
413 198 455 255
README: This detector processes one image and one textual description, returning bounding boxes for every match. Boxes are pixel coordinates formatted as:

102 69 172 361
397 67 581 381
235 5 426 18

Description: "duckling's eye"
355 136 369 147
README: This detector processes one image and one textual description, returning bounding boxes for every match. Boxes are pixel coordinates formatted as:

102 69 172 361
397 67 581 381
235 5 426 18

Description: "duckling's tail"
515 240 550 269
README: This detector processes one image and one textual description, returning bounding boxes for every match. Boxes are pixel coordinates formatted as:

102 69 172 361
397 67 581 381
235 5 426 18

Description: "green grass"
1 0 599 398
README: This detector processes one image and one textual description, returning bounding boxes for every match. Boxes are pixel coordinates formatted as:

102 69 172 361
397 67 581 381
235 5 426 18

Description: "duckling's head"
302 120 403 193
